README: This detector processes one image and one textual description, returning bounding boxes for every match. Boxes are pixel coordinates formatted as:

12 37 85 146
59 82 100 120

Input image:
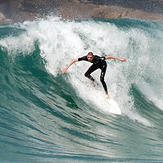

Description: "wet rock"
0 0 162 24
0 12 12 24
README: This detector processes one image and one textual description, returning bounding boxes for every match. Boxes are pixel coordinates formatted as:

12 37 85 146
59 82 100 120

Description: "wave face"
0 17 163 162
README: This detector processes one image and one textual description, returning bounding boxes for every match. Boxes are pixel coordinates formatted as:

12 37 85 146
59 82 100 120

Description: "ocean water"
0 17 163 162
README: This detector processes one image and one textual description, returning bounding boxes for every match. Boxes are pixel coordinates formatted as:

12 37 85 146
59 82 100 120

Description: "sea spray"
0 17 163 162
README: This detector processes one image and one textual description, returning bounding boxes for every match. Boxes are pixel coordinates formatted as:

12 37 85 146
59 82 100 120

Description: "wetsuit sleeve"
100 56 106 61
78 56 87 61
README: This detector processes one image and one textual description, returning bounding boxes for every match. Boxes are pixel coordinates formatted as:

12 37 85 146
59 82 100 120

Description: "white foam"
0 31 35 57
1 16 162 126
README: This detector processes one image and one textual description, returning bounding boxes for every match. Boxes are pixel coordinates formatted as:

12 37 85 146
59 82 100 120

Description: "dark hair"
87 52 93 56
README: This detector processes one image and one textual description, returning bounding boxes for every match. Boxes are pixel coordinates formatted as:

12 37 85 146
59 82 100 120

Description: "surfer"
62 52 126 98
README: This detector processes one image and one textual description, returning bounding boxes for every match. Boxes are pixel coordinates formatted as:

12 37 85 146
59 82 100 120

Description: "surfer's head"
87 52 94 61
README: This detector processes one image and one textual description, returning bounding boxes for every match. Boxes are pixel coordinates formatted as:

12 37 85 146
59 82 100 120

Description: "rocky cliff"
0 0 163 24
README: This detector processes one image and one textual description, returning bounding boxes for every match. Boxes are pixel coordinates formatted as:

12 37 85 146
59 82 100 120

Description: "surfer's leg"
100 63 108 94
85 64 98 82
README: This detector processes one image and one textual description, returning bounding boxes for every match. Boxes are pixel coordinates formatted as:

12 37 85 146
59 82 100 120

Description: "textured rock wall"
0 0 163 24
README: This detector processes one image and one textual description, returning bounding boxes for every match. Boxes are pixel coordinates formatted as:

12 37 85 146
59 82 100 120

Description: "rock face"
0 0 163 24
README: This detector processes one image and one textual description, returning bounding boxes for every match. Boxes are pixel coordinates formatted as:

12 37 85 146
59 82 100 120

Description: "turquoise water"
0 17 163 162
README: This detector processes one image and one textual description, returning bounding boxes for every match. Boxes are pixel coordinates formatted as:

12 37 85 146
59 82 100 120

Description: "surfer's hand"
62 68 68 74
120 58 126 62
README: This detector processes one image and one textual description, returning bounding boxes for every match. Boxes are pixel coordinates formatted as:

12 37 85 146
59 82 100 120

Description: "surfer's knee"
85 72 93 80
84 72 89 78
85 72 95 82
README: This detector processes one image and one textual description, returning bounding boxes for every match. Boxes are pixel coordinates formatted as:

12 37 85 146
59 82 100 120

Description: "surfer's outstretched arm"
62 59 78 74
105 55 126 62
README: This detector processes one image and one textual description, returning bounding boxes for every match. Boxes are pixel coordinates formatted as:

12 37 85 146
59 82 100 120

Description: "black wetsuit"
78 55 108 94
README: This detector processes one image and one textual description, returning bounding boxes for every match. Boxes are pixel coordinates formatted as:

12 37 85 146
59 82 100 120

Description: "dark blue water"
0 17 163 162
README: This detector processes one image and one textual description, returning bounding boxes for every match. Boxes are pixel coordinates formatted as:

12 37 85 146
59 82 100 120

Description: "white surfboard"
78 82 122 115
90 89 122 115
95 97 121 115
107 98 121 115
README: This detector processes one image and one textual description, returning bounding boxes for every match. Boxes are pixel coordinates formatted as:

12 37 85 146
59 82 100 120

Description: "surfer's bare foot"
106 93 110 99
92 81 99 87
